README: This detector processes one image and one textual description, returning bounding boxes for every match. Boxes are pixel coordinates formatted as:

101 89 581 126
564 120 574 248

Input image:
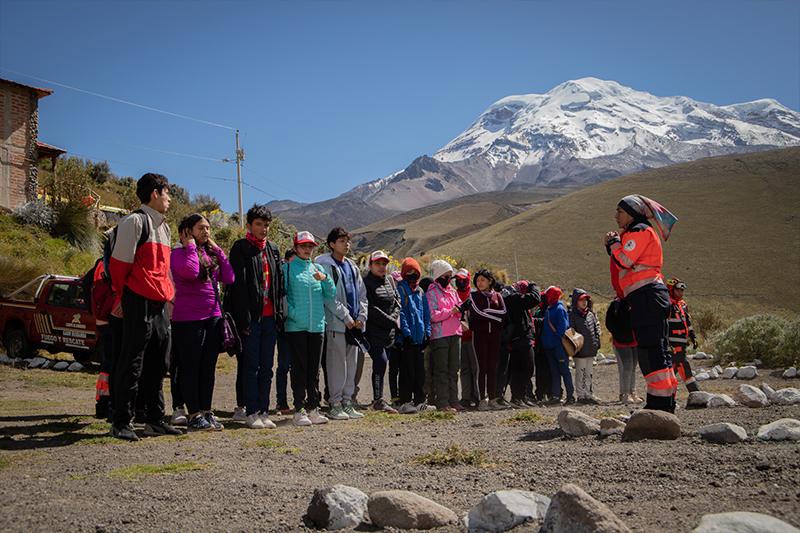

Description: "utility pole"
514 247 519 282
235 130 244 229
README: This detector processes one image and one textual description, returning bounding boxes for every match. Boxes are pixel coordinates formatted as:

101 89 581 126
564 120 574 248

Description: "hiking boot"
308 408 329 424
143 420 183 437
259 412 277 429
343 401 364 419
232 406 248 422
477 399 491 411
170 407 188 426
488 398 511 410
373 399 398 414
245 413 265 429
397 402 417 414
293 409 312 426
204 412 224 430
110 423 139 442
187 413 213 431
563 396 576 406
328 402 350 420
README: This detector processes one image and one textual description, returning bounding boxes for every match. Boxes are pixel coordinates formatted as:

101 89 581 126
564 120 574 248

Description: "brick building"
0 78 59 211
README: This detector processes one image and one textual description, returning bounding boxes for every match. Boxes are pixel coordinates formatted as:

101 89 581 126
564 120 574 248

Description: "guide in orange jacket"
605 194 679 413
666 278 699 392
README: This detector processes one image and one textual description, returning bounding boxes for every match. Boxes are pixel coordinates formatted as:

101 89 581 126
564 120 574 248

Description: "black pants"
173 317 221 414
389 343 401 400
533 343 552 400
113 289 171 427
495 344 511 398
286 331 324 412
509 344 535 401
398 342 425 405
169 341 184 410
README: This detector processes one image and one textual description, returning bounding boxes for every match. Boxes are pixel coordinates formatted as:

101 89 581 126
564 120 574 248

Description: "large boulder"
557 408 601 437
723 367 738 379
732 385 769 408
736 366 758 379
306 485 368 530
368 490 458 530
622 410 681 440
686 391 715 408
697 423 748 444
757 419 800 442
540 483 631 533
463 490 550 533
708 395 736 408
692 511 800 532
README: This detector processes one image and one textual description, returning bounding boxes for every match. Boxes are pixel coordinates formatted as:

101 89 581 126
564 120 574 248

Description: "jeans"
368 345 389 402
545 343 573 399
241 315 277 415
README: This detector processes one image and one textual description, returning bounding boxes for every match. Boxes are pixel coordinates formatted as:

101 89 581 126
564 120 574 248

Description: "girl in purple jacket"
171 214 235 431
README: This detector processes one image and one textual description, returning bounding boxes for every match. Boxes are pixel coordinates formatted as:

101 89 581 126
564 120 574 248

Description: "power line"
41 128 223 162
241 164 311 202
240 180 280 200
2 68 236 130
64 152 234 183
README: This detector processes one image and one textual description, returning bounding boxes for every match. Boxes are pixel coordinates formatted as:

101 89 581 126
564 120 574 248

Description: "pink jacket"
426 282 463 340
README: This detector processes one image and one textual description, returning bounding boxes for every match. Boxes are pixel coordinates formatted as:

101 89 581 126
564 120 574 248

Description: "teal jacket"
283 257 336 333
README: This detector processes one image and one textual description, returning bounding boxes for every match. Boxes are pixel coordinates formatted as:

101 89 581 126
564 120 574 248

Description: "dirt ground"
1 354 799 533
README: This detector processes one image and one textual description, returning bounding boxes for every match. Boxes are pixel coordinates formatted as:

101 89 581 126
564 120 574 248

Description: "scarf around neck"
246 231 266 250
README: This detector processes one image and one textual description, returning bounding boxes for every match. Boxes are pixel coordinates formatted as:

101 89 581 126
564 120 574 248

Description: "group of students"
94 173 695 441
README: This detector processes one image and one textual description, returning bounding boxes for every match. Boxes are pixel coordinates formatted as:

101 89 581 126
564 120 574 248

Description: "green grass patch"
411 442 495 466
0 451 41 469
255 436 286 449
595 410 626 420
502 410 547 424
106 461 210 480
7 368 97 390
360 410 403 425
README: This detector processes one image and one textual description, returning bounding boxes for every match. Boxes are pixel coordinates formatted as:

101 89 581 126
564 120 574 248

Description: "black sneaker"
564 396 576 406
133 410 146 425
204 412 224 430
187 413 213 431
95 401 112 419
544 397 562 406
143 420 183 436
111 424 139 442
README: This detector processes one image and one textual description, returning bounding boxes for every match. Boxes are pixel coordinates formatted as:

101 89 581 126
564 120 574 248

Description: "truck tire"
5 328 32 359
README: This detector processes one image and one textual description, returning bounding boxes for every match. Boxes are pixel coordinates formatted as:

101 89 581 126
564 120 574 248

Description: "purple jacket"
171 244 235 322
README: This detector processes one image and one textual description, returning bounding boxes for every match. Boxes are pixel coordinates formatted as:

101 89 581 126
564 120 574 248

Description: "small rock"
600 418 626 437
771 389 800 405
686 391 715 408
307 485 368 530
757 419 800 442
368 490 458 530
622 410 680 441
708 394 736 408
52 361 69 371
723 367 738 379
698 423 748 444
760 383 776 400
754 359 763 366
67 362 85 372
464 490 550 533
736 366 758 379
783 367 797 379
540 483 631 533
28 357 48 369
733 385 769 408
713 365 724 375
695 370 711 381
557 408 601 437
691 511 800 532
708 368 719 380
595 354 606 361
694 351 709 359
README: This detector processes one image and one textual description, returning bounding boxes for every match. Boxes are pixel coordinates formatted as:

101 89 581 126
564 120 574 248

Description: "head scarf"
513 280 529 294
543 286 562 306
618 195 678 241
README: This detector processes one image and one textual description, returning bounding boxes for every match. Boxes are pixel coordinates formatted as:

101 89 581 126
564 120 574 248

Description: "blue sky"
1 0 798 215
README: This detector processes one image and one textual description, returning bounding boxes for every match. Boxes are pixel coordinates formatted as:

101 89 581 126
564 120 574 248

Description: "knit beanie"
400 257 421 278
430 259 453 281
543 286 562 305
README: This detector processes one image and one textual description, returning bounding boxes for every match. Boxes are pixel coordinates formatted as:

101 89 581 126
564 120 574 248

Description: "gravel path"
1 356 799 533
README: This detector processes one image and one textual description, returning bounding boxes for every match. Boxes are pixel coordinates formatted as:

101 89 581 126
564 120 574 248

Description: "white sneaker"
245 413 265 429
259 412 277 429
417 402 436 412
293 409 312 426
170 407 188 426
308 408 329 424
398 402 418 414
232 406 247 422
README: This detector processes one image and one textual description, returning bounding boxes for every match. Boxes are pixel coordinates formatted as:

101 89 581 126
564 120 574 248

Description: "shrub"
13 201 56 229
52 201 99 252
713 314 790 367
692 302 728 338
779 317 800 367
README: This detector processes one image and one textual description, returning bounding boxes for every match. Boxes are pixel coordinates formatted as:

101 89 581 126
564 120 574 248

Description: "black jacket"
226 238 287 333
363 272 400 348
500 282 541 348
605 298 635 345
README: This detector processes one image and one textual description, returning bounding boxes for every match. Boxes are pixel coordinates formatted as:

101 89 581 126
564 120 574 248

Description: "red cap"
294 231 317 246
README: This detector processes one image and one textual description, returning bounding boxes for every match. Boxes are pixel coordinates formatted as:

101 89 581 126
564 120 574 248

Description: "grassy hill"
429 147 800 319
352 186 581 257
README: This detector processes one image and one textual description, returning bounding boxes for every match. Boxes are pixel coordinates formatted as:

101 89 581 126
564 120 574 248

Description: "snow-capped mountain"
271 78 800 233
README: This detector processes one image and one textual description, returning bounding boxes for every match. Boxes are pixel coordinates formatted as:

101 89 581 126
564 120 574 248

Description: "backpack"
102 209 150 279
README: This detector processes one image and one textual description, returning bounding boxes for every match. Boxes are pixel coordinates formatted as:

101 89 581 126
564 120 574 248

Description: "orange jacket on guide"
608 221 664 298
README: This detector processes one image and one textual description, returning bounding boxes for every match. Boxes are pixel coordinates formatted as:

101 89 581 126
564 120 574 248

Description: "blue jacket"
397 280 431 345
542 301 569 349
283 257 336 333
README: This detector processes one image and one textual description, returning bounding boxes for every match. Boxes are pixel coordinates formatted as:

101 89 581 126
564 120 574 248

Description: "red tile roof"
0 77 53 99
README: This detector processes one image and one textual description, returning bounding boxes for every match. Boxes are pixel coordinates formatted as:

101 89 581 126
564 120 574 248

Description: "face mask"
404 272 419 288
437 277 451 289
455 278 469 292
